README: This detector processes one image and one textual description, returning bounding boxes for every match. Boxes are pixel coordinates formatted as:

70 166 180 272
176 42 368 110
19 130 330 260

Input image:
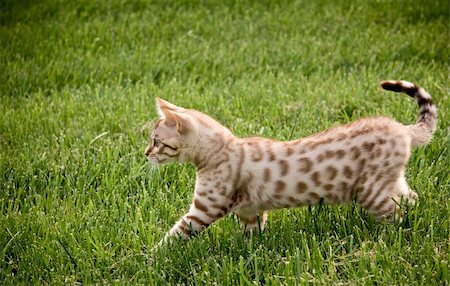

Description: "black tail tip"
381 80 419 97
380 81 403 92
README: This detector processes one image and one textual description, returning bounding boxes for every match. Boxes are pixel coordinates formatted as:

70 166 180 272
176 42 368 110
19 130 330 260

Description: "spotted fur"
145 81 436 245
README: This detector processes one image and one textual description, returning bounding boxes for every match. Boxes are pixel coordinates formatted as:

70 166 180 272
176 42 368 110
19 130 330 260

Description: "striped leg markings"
162 197 229 243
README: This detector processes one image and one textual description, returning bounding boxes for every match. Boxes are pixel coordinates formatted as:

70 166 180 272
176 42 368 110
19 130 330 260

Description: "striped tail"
381 80 437 147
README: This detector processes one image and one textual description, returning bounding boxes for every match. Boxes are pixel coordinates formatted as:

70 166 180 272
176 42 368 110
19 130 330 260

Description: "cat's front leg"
234 209 268 234
159 195 230 246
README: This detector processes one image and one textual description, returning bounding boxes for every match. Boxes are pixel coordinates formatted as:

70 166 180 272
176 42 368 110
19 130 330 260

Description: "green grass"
1 0 449 284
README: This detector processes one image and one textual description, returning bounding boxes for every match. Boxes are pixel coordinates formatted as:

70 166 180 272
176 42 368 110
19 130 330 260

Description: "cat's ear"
155 98 188 134
156 97 183 115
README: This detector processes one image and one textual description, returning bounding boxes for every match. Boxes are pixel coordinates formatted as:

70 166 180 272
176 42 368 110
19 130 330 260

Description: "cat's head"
145 98 195 165
145 98 229 164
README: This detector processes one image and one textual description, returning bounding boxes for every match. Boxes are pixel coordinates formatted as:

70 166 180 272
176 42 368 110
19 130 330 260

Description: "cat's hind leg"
393 173 418 205
357 177 401 221
358 174 416 222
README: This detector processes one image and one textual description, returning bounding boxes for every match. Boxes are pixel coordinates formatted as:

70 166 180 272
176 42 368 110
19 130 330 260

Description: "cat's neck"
187 130 237 171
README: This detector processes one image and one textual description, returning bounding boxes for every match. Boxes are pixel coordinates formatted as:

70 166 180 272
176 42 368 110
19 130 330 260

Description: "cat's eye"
153 139 162 147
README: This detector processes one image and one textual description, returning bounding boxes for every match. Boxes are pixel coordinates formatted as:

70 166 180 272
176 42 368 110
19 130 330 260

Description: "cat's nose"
145 146 151 156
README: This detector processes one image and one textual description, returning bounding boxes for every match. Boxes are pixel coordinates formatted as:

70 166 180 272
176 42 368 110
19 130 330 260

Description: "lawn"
1 0 449 284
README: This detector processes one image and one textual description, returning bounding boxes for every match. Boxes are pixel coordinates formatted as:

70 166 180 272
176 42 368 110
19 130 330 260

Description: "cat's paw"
149 236 173 254
407 190 418 205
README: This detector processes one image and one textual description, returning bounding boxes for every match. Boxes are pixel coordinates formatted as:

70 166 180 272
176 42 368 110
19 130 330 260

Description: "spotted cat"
145 80 437 244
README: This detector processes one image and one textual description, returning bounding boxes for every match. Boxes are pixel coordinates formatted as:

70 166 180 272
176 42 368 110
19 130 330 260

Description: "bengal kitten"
145 80 437 245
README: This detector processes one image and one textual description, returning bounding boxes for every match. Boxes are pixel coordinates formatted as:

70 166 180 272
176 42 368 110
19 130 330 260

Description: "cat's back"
300 116 408 144
237 116 410 167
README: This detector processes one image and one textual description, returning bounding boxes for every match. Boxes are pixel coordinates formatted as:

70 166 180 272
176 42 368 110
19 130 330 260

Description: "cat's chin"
147 156 160 165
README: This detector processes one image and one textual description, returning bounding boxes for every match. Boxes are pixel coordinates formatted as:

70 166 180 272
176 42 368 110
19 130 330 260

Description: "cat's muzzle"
147 155 159 165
